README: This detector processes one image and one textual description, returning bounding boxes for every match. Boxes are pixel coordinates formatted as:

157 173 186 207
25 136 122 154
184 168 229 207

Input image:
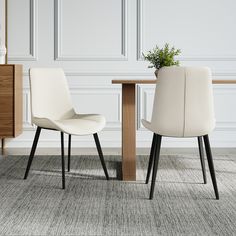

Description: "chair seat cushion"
141 118 215 137
33 114 106 135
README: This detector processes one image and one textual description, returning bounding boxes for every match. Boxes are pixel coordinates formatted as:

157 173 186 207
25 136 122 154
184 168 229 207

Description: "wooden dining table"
112 79 236 181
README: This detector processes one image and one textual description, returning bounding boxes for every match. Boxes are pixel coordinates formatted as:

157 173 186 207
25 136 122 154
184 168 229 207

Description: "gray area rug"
0 153 235 236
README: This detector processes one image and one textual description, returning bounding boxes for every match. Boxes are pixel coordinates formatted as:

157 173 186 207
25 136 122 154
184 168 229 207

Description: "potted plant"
143 43 181 78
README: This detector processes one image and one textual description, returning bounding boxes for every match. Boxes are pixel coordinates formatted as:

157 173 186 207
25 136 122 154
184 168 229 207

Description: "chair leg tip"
149 192 154 200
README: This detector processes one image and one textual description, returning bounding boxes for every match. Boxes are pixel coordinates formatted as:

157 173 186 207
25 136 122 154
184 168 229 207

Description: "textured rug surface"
0 153 235 236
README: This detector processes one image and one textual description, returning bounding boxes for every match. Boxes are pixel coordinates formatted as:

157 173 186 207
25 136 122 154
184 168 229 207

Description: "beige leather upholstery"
30 68 106 135
142 66 215 137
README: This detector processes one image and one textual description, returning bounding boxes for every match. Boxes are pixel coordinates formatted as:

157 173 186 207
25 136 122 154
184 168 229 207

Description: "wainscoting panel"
70 87 121 130
22 91 34 130
137 0 236 61
8 0 37 61
54 0 127 61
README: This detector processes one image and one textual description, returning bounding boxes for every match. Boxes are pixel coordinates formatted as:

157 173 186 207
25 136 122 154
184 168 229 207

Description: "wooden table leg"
122 84 136 181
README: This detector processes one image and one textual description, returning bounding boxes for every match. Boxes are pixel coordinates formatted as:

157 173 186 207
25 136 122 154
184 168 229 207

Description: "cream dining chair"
24 68 109 189
142 66 219 200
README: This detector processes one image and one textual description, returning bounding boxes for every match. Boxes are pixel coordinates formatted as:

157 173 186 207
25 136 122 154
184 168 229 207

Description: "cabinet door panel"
0 65 22 138
0 76 13 94
0 66 13 76
0 68 14 137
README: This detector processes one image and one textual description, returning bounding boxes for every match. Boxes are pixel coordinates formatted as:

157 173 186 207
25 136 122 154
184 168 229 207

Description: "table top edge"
112 80 236 84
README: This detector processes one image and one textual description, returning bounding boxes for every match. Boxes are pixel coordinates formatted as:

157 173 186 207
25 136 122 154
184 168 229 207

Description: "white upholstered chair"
142 66 219 200
24 68 109 189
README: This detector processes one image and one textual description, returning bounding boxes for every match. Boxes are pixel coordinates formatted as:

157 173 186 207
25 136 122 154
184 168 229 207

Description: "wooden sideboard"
0 64 23 151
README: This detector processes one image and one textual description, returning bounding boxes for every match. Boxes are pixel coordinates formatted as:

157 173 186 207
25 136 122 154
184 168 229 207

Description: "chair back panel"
151 66 215 137
29 68 75 120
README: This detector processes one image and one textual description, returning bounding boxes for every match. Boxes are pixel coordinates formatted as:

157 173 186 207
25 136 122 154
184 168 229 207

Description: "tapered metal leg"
61 132 65 189
149 134 162 200
24 127 41 179
93 133 109 180
68 134 71 172
203 135 219 200
198 136 207 184
146 133 157 184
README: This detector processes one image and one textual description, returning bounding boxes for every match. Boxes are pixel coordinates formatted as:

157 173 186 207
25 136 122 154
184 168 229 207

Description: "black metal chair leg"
24 127 41 179
149 134 162 200
93 133 109 180
61 132 65 189
146 133 157 184
68 134 71 172
198 136 207 184
203 135 219 200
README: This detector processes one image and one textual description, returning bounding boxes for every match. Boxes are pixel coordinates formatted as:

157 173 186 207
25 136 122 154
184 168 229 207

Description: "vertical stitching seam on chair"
183 68 187 137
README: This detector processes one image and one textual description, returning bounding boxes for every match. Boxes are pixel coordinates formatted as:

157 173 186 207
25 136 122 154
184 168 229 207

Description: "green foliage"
143 43 181 70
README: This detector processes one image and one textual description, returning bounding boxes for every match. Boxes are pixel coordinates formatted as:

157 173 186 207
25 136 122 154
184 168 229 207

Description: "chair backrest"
29 68 75 121
151 66 215 137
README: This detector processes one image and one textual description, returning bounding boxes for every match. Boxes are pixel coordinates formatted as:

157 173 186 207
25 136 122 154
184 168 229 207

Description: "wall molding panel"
137 0 236 62
70 87 122 130
22 86 121 131
22 91 35 130
8 0 38 61
54 0 128 61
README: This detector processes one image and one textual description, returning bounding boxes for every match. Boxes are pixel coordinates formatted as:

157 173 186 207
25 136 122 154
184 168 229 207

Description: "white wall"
6 0 236 148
